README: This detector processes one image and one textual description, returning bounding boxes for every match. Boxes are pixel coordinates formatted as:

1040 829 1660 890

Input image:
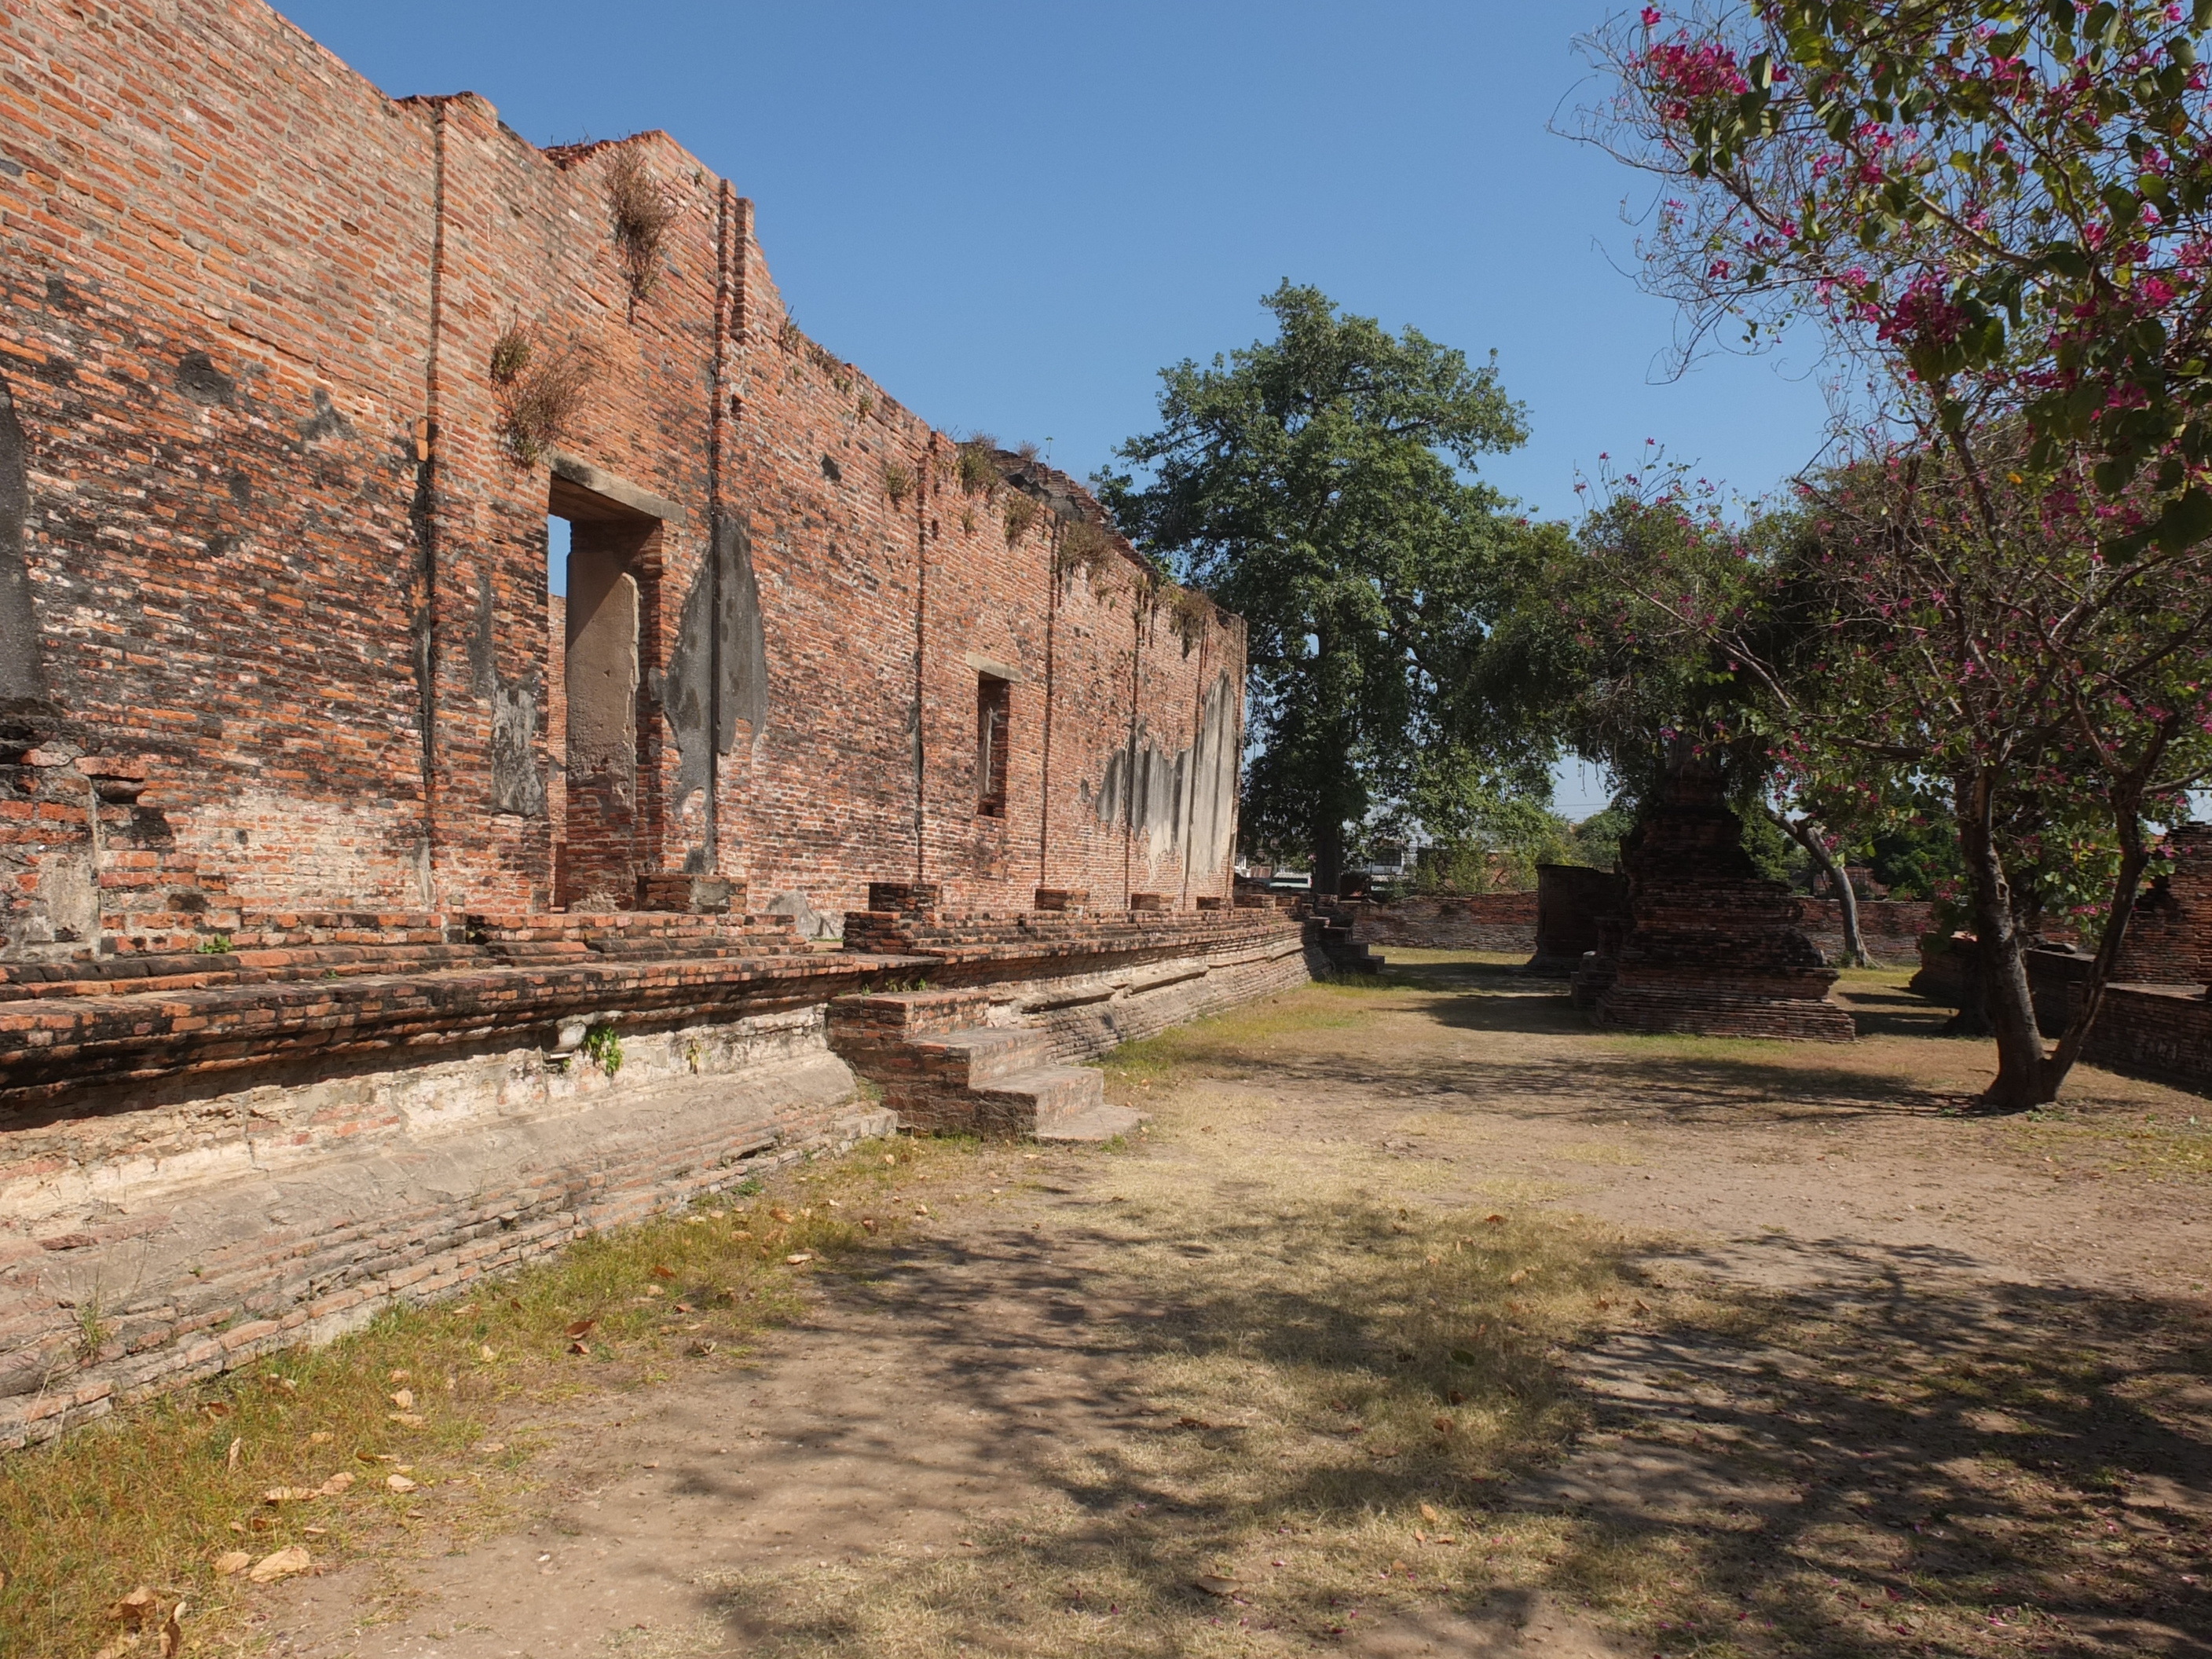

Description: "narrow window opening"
976 674 1010 818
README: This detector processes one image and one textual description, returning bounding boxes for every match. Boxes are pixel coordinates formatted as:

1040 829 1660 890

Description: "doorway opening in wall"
976 673 1010 818
548 474 662 910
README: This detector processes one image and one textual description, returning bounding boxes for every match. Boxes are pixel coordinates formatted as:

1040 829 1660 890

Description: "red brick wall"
1349 892 1539 952
0 0 1245 947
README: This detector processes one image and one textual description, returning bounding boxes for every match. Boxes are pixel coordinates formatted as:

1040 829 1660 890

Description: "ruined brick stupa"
1593 769 1855 1041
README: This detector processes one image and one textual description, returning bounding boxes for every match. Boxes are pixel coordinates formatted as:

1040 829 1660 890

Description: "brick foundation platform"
0 903 1306 1448
1592 774 1853 1042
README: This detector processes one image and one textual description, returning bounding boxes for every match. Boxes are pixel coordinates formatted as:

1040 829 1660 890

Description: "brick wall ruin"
0 0 1245 935
0 0 1301 1447
1590 772 1853 1041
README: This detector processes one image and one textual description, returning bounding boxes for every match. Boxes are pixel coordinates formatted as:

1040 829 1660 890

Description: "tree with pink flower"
1580 0 2212 1107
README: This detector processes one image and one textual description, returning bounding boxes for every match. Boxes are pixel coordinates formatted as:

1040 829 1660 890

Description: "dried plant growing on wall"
1002 491 1039 545
882 459 913 505
956 435 1000 496
490 323 598 467
777 314 805 353
1054 517 1117 599
855 392 873 419
604 147 678 306
1167 584 1215 650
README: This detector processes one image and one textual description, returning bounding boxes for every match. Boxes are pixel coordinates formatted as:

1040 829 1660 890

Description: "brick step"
910 1025 1053 1090
972 1063 1114 1139
1032 1097 1143 1144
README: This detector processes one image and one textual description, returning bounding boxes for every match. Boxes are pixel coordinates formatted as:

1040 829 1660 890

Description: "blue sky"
272 0 1836 817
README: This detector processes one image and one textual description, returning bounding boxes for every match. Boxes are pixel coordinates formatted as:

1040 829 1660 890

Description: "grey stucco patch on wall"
1093 672 1239 870
668 511 770 798
490 670 545 817
0 372 46 703
1186 672 1238 877
471 561 545 817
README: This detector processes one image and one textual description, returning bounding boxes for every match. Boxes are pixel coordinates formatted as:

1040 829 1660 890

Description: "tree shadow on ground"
698 1201 2212 1657
1226 975 1963 1122
1540 1231 2212 1655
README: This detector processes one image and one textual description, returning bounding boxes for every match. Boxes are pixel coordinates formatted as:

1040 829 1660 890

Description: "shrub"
883 460 913 505
1002 491 1039 544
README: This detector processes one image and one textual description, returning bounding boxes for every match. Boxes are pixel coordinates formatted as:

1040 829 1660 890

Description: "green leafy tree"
1099 283 1540 891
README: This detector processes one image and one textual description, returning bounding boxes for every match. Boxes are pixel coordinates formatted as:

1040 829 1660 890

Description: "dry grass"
697 1114 1635 1657
0 1135 978 1659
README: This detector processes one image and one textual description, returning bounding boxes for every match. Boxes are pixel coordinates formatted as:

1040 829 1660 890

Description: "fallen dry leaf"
388 1389 414 1411
860 1216 878 1235
1484 1213 1505 1225
317 1471 355 1496
479 1345 497 1362
159 1601 184 1659
90 1639 140 1659
567 1340 591 1356
731 1229 753 1240
387 1369 409 1382
386 1473 418 1493
479 1441 505 1455
771 1207 793 1222
564 1319 595 1339
649 1264 676 1280
111 1585 159 1626
247 1545 311 1584
213 1550 251 1576
1433 1415 1455 1434
386 1412 426 1429
1507 1269 1527 1286
1194 1574 1240 1597
1420 1503 1440 1522
226 1437 241 1471
262 1486 315 1505
202 1401 232 1420
308 1430 333 1445
688 1339 716 1357
1177 1415 1211 1430
785 1252 813 1265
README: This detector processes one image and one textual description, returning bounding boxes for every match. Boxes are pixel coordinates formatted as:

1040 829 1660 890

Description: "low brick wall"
2082 982 2212 1093
1793 898 1937 965
1347 893 1537 954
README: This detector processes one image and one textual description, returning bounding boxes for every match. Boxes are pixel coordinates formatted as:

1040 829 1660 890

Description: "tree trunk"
1311 810 1346 900
1956 769 2046 1111
1771 810 1870 967
2042 779 2156 1100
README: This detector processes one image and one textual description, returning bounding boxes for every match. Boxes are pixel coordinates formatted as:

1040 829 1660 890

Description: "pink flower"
1642 5 1661 24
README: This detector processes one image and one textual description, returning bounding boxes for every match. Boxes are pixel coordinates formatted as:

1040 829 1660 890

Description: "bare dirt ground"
251 957 2212 1658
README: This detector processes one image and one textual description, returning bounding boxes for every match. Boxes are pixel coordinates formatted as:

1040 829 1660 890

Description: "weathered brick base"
1 1004 886 1449
0 906 1308 1447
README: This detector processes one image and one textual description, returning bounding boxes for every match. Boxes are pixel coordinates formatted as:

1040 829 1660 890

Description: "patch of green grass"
0 1135 985 1659
1102 985 1381 1086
